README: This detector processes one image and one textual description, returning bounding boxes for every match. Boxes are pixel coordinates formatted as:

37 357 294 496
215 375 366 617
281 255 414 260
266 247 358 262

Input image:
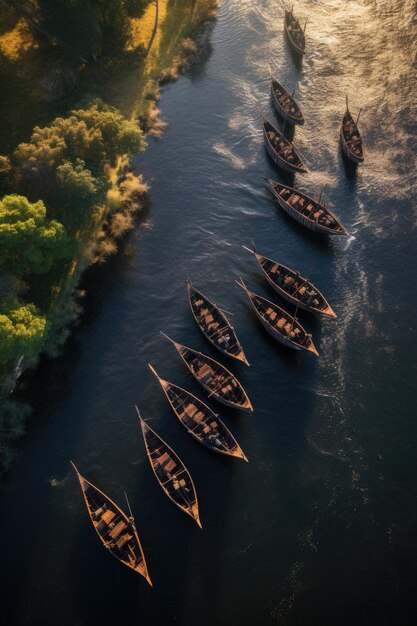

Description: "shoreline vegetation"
0 0 219 475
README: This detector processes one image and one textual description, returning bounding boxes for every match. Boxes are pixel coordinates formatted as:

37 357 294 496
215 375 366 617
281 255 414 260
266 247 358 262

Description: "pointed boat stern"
264 178 277 193
191 506 202 529
307 342 320 357
236 351 250 367
324 305 337 319
246 399 254 413
238 447 249 463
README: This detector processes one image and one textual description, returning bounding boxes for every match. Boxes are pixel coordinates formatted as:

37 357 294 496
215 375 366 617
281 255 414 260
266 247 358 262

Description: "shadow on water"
340 145 359 183
284 37 304 73
19 202 152 419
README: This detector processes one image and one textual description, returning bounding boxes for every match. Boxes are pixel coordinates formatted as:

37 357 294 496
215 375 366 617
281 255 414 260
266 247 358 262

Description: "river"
1 1 417 624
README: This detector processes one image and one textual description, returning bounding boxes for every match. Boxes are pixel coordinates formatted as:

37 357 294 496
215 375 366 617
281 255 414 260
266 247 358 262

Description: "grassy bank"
0 0 218 475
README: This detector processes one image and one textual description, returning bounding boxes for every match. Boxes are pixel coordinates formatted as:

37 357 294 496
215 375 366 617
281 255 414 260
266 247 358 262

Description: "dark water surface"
2 1 417 624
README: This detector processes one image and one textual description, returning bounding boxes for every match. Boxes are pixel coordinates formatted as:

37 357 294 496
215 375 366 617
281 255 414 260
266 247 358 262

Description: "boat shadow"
68 517 157 623
283 122 295 143
264 158 296 188
340 144 359 183
284 36 304 71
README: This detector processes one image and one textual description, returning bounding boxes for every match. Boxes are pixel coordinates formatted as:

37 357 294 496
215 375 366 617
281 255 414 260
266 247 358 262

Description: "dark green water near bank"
1 1 417 624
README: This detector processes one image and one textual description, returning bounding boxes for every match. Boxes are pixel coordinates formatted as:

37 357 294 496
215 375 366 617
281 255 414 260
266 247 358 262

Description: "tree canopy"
13 100 146 231
0 298 46 360
4 0 152 60
0 194 74 276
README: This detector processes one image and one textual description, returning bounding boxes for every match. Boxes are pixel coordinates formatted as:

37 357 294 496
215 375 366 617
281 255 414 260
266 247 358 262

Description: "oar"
135 404 152 423
124 490 134 522
282 109 288 134
235 276 251 295
160 331 177 347
255 100 265 123
318 184 324 205
290 301 300 333
241 243 256 256
347 108 363 141
355 108 362 128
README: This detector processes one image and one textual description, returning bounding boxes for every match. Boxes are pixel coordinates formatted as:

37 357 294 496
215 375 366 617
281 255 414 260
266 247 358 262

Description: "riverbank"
0 0 218 475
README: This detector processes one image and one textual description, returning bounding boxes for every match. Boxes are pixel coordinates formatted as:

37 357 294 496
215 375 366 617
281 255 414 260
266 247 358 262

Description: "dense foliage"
0 298 46 360
13 100 146 231
0 194 73 276
5 0 153 60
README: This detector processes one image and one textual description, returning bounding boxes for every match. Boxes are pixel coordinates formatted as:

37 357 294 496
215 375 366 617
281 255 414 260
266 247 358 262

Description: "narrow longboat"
243 245 336 318
186 278 249 365
161 333 253 413
266 179 349 236
340 96 364 163
261 113 307 174
236 279 319 356
284 6 306 55
136 406 201 528
149 364 248 461
71 461 152 585
270 74 304 125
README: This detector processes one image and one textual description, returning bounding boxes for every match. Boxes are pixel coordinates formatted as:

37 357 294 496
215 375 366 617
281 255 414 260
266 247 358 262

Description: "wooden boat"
261 112 307 174
236 279 319 356
266 179 349 236
161 333 253 413
149 364 248 461
284 6 306 55
243 245 336 318
137 407 201 528
340 96 364 163
186 278 249 366
71 461 152 585
270 74 304 125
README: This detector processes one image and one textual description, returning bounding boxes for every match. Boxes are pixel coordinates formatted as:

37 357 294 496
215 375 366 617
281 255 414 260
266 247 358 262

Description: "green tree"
55 160 107 228
13 100 146 231
0 194 74 276
14 100 145 180
0 299 46 360
0 156 12 178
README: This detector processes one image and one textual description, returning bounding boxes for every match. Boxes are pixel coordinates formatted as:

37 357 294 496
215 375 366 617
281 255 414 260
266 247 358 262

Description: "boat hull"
187 368 253 413
263 126 307 174
187 283 248 365
340 126 364 163
267 182 348 236
271 83 304 126
247 295 318 355
284 14 305 55
256 309 302 351
262 269 333 317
